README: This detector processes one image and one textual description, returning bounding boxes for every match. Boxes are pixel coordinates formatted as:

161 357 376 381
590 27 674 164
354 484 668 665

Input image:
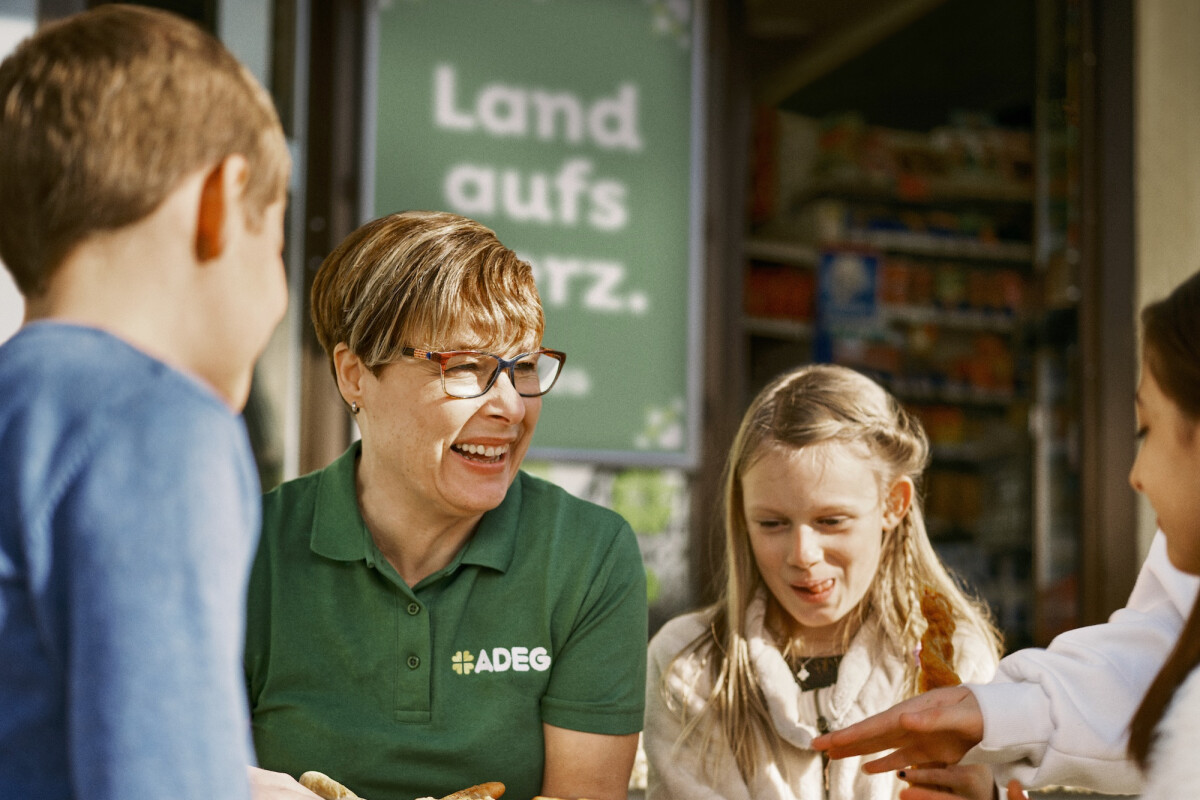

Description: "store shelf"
886 380 1020 407
744 238 819 265
796 174 1034 207
744 316 814 340
833 230 1032 262
882 305 1020 333
747 232 1031 265
931 439 1023 463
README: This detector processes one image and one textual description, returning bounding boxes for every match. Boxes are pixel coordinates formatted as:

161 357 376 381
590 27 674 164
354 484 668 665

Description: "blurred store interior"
2 0 1199 650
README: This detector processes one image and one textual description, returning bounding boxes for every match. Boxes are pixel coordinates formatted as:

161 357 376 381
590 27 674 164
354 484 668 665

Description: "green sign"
370 0 703 466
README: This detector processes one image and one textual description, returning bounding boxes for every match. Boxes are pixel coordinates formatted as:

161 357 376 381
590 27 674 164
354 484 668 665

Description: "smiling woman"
243 210 648 800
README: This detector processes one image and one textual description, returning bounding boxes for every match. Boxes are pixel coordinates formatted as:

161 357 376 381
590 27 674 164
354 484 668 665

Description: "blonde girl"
644 363 1003 800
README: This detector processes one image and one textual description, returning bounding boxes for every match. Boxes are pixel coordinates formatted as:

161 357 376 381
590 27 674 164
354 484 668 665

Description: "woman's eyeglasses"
400 347 566 399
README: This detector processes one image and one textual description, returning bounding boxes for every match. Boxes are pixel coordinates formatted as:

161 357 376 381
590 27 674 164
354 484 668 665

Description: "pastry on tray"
299 771 504 800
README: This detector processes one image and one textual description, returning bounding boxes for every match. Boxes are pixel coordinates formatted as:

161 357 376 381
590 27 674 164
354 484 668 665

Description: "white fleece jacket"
644 593 997 800
965 531 1200 794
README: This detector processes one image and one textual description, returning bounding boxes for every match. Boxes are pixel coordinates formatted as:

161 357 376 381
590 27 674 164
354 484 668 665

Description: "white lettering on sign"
433 64 643 152
588 84 642 152
523 253 649 315
443 159 628 230
531 90 584 143
429 61 659 357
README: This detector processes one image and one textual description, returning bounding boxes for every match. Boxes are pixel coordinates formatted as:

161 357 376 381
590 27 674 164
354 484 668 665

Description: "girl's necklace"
789 653 844 690
767 603 846 689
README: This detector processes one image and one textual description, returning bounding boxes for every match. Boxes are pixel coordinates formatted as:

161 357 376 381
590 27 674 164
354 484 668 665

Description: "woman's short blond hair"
0 4 290 296
310 210 545 376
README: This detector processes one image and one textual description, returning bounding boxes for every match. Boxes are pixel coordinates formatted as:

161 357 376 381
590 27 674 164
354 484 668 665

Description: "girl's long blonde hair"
668 364 1002 780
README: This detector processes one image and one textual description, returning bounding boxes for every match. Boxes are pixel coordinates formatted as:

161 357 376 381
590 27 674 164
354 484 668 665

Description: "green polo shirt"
244 443 647 800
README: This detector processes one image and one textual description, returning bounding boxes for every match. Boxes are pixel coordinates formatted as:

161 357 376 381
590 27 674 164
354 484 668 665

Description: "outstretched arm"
974 532 1196 792
811 686 983 772
819 532 1198 794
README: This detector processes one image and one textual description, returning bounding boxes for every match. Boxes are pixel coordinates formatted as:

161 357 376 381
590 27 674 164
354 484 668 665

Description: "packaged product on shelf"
966 268 994 312
931 113 1035 194
857 126 901 183
890 127 944 190
914 404 967 446
861 340 903 379
908 263 936 305
934 263 969 310
996 268 1026 314
814 112 868 182
924 470 983 533
803 198 849 242
748 107 819 228
743 261 815 321
957 473 984 528
925 209 960 238
957 210 999 243
806 110 1034 200
891 325 939 399
965 334 1015 394
879 257 911 306
923 469 955 528
826 335 902 384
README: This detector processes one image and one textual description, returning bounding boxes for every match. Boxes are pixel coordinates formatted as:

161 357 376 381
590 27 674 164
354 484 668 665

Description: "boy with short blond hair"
0 5 293 798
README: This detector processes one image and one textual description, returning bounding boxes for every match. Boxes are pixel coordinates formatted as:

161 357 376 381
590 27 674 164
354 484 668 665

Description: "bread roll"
299 771 360 800
441 781 505 800
917 586 962 692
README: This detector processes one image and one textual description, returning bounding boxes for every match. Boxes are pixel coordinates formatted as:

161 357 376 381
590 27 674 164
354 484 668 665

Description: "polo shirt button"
407 655 421 670
407 602 421 616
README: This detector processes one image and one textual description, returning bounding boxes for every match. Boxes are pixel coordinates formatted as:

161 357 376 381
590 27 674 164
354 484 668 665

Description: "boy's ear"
195 161 227 262
333 343 366 406
882 475 914 530
194 155 249 262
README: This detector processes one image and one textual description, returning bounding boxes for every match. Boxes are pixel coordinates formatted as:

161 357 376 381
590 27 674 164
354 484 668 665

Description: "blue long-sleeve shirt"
0 322 259 800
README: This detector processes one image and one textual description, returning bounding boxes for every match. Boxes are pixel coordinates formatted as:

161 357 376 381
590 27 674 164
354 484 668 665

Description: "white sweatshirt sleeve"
962 531 1199 793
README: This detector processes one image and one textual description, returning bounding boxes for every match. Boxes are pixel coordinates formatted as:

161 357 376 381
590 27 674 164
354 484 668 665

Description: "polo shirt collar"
310 442 370 562
461 472 521 573
308 441 520 575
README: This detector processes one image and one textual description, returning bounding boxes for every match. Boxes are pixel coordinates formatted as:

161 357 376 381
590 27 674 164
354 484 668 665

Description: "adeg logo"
451 645 552 675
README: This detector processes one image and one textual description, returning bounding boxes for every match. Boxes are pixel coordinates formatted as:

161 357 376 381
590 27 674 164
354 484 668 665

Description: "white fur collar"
745 591 907 748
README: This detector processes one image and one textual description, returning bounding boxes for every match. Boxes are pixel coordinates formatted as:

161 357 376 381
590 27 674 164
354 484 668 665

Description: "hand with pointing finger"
811 686 985 773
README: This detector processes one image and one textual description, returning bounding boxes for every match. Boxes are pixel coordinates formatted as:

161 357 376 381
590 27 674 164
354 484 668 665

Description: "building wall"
1135 0 1200 551
0 0 35 344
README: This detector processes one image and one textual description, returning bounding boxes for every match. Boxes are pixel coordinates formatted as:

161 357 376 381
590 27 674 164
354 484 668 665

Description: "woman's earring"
350 401 360 415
